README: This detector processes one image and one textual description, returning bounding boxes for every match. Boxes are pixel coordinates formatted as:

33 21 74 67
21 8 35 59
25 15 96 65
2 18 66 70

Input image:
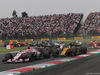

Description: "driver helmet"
93 40 96 42
73 40 79 43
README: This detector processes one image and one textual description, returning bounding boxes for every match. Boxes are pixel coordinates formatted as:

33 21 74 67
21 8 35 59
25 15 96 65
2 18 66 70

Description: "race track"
0 48 99 74
32 52 100 75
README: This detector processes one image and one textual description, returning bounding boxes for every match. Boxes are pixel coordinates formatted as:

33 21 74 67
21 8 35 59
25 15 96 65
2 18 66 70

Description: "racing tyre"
3 53 13 62
43 50 50 58
71 48 77 56
52 49 59 57
27 53 35 62
81 47 87 54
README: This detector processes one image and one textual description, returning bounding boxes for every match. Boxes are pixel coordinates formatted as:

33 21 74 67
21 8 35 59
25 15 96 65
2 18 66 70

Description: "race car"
50 42 66 57
2 47 38 63
60 40 87 56
29 41 39 46
4 41 28 47
2 46 52 63
40 41 53 48
90 40 100 48
40 41 65 57
30 41 66 57
86 40 100 48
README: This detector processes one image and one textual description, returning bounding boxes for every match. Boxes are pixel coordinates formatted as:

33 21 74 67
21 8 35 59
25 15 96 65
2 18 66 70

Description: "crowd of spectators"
0 13 83 40
78 12 100 35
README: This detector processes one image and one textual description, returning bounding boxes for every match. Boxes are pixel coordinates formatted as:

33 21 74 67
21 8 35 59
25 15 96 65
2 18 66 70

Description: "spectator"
0 13 83 40
78 12 100 35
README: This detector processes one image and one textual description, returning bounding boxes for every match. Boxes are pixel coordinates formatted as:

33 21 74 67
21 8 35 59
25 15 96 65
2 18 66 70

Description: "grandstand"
0 12 100 40
0 13 83 40
78 12 100 36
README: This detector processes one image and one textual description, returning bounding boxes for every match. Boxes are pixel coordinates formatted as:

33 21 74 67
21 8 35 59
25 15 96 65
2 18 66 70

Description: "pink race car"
2 47 41 63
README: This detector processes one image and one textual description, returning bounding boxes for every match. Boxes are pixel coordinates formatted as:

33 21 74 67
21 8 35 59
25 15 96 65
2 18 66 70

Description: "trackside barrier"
1 36 100 43
19 40 25 42
74 37 83 39
67 38 74 40
0 40 2 42
92 36 100 39
10 40 17 42
51 38 57 40
25 39 33 42
84 37 92 39
35 39 41 41
57 38 66 40
41 38 49 41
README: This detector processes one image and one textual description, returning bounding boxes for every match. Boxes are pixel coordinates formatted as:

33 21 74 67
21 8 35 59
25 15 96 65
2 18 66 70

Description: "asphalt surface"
0 48 98 72
30 53 100 75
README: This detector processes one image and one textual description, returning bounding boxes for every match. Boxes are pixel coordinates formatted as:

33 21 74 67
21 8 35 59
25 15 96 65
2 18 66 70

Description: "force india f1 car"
60 40 87 56
2 47 39 63
2 47 54 63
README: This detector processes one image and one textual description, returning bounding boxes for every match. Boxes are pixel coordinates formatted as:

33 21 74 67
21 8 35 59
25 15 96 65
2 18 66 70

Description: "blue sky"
0 0 100 20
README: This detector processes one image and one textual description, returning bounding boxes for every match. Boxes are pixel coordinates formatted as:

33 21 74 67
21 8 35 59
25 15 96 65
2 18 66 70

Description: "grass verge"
0 47 26 54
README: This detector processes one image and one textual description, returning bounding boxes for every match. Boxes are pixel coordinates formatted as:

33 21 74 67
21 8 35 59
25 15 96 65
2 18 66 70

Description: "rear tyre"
81 47 87 54
71 48 77 56
52 49 59 57
43 50 50 58
27 53 35 62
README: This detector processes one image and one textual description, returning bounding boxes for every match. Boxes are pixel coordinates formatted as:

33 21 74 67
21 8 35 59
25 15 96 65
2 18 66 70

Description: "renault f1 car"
40 41 65 57
60 40 87 56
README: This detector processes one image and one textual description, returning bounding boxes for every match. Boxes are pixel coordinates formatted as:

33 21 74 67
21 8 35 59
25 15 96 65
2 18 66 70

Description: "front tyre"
43 50 50 58
81 47 87 54
3 53 13 62
52 49 59 57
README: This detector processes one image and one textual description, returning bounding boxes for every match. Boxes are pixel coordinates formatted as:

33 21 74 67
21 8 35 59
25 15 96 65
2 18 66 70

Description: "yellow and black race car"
60 41 87 56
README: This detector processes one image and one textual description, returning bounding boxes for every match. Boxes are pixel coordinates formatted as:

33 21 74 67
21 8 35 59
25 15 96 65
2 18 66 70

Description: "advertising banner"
0 40 2 42
57 38 66 40
92 36 100 39
41 38 49 41
74 37 83 39
25 39 33 42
